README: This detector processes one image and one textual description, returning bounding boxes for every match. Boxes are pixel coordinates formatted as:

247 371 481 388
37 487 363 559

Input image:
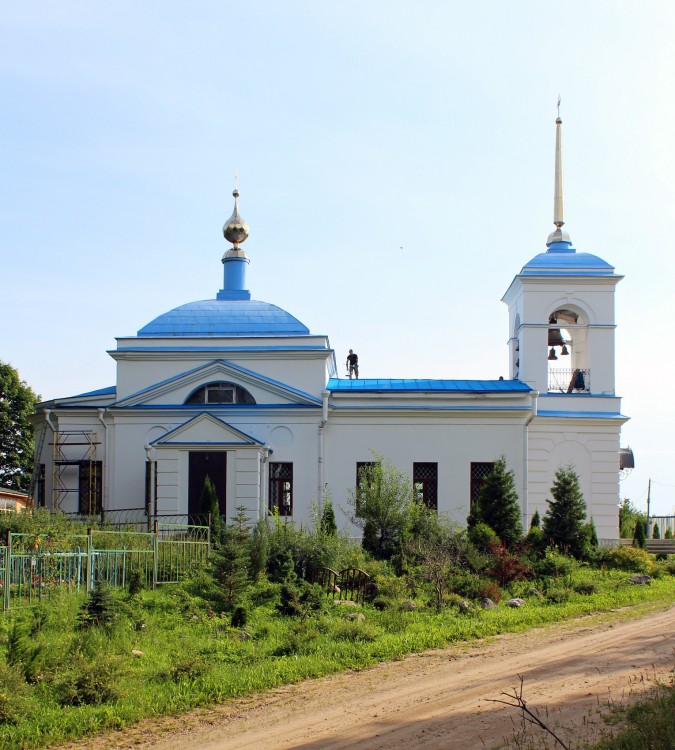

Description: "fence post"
4 530 11 612
86 528 93 593
153 519 158 590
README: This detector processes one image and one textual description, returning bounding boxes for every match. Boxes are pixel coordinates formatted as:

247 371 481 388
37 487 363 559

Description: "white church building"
31 118 628 543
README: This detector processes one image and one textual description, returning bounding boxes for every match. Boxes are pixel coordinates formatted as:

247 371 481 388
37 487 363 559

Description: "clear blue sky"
2 2 674 515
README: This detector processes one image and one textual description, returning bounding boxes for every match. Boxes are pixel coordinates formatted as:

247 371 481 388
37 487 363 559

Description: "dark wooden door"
188 452 227 517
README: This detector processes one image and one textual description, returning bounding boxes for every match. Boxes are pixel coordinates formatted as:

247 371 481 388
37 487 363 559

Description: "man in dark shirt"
346 349 359 379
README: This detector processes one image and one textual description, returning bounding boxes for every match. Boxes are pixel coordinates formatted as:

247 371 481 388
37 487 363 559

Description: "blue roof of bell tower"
521 242 615 277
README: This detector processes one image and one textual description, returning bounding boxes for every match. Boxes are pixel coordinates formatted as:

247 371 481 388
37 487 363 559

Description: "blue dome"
522 242 614 276
137 299 310 337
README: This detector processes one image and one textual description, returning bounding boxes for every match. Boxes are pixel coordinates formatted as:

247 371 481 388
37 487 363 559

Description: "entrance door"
188 452 227 517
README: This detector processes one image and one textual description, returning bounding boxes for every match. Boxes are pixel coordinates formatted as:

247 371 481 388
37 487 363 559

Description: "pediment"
152 413 264 447
114 359 322 408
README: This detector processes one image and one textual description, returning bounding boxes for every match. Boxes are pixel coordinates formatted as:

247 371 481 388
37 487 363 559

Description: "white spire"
547 101 571 247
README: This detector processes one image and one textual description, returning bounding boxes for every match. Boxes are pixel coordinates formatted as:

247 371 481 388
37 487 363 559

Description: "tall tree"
0 361 38 491
467 456 523 547
542 465 588 557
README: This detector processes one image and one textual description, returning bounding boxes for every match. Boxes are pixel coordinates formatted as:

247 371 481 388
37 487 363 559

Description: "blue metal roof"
522 243 615 276
327 379 532 393
69 385 117 398
137 300 309 337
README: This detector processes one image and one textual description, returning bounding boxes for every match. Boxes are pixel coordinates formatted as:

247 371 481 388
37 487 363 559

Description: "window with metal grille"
413 462 438 510
269 462 293 516
470 462 495 507
185 381 256 405
79 460 102 516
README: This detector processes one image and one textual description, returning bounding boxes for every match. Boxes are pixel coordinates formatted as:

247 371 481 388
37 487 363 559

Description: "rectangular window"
355 461 379 516
356 461 378 489
79 460 103 516
470 462 495 507
413 462 438 510
269 462 293 516
207 385 234 404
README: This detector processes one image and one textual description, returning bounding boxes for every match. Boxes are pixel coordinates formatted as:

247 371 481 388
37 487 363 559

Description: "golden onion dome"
222 188 250 248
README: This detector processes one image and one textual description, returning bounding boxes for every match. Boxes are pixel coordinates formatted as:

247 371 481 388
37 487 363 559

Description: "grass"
591 677 675 749
0 567 673 749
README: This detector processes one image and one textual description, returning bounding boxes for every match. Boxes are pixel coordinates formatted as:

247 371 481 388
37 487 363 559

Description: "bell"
548 347 558 361
548 328 564 347
561 344 569 356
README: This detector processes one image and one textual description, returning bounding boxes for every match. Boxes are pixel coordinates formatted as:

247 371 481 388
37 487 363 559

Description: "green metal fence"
1 521 210 611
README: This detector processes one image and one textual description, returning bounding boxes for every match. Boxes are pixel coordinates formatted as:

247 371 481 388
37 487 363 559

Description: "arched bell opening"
546 307 590 393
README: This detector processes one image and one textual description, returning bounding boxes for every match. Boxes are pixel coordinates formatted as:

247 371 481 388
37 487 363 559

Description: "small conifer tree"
652 523 660 540
79 580 117 628
467 457 523 547
542 465 588 558
320 498 337 536
583 517 599 550
665 527 673 540
633 518 647 548
211 524 250 611
530 510 541 529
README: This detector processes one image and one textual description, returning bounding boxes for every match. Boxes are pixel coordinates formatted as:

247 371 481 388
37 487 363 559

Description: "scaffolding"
50 431 101 513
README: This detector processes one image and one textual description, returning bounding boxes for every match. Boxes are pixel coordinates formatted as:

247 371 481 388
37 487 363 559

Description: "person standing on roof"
346 349 359 379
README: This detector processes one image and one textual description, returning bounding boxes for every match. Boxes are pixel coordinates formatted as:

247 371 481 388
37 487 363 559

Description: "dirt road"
66 605 674 750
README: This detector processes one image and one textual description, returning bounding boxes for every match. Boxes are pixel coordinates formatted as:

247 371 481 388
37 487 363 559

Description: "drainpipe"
144 444 156 519
523 391 539 528
318 391 330 505
97 409 109 517
260 445 270 519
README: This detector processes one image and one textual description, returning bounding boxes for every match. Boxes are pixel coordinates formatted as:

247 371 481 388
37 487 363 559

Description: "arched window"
185 381 256 405
547 307 590 393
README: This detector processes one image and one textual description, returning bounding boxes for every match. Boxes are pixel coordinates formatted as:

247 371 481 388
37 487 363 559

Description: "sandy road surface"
63 606 674 750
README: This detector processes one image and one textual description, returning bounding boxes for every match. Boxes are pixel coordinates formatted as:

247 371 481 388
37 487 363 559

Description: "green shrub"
0 662 33 724
524 526 546 558
599 545 653 574
530 510 541 529
573 581 598 595
652 523 660 539
273 621 322 655
452 575 502 602
127 569 144 597
277 580 325 618
54 653 124 706
163 653 209 683
546 587 571 604
331 620 380 642
467 522 499 552
665 527 673 540
534 548 578 578
231 605 248 628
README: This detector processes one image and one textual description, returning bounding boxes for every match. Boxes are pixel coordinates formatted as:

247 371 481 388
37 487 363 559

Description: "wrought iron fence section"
1 524 210 611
